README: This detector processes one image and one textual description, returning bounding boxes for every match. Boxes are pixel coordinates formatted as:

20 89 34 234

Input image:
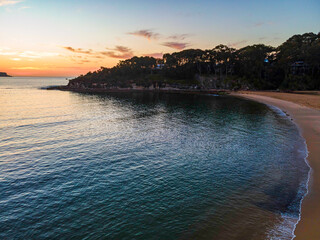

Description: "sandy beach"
232 91 320 240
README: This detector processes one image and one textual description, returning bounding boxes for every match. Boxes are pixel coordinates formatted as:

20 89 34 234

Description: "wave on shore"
263 104 311 240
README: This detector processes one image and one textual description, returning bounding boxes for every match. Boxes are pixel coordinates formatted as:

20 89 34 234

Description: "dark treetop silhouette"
68 32 320 91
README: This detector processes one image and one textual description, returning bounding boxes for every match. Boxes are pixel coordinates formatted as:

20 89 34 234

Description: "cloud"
68 55 92 64
101 45 134 59
162 42 188 50
62 46 93 54
62 45 134 60
11 67 43 70
127 29 193 51
128 29 191 43
143 52 163 58
100 52 133 59
92 55 104 59
62 46 133 60
228 40 248 48
0 0 22 7
168 34 190 40
18 51 59 58
0 49 16 55
128 29 160 40
0 49 59 60
11 58 21 61
113 45 132 53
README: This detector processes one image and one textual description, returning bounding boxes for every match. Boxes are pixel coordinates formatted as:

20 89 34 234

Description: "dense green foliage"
70 32 320 90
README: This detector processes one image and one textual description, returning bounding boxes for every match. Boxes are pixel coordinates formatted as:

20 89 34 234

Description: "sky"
0 0 319 77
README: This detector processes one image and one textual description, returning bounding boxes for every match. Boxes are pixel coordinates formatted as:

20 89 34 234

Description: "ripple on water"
0 78 310 240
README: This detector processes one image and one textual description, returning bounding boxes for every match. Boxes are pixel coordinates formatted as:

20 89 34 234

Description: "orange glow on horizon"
4 67 99 77
0 51 120 77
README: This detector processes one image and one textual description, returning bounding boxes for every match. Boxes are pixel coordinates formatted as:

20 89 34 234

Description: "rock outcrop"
0 72 11 77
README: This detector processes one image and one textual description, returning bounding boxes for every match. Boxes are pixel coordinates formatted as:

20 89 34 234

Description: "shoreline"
231 92 320 240
45 85 230 95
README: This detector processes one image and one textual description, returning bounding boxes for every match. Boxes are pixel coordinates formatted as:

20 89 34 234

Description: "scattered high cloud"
62 45 134 60
18 51 59 58
0 48 59 59
128 29 160 40
63 46 93 54
162 42 188 50
128 29 191 51
100 52 133 59
0 0 22 7
68 55 93 64
0 49 16 56
112 46 132 54
11 66 43 70
168 34 190 41
101 46 134 59
228 40 248 48
128 30 191 45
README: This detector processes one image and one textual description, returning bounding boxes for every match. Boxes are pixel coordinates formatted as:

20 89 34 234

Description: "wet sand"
232 91 320 240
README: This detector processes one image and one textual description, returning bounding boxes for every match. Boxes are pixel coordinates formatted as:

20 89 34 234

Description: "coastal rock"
0 72 11 77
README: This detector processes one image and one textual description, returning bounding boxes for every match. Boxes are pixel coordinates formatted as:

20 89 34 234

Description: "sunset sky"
1 0 319 77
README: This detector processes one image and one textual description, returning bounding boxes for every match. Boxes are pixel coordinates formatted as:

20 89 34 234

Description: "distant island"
0 72 11 77
50 32 320 92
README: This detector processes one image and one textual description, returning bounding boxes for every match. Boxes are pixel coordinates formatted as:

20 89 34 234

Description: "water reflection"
0 79 309 240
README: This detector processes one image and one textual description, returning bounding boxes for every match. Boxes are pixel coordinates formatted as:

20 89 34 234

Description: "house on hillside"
154 64 165 70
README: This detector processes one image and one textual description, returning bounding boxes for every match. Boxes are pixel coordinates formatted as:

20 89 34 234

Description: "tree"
69 32 320 90
235 44 274 88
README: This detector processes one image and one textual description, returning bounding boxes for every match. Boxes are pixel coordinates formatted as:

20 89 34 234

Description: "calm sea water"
0 77 309 239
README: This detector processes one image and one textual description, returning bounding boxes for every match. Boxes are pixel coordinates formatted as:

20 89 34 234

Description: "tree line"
70 32 320 90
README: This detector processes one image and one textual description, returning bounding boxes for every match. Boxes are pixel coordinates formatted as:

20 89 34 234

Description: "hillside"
67 32 320 91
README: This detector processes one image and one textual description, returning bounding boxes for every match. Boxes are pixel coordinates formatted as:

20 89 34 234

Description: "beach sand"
231 91 320 240
236 91 320 110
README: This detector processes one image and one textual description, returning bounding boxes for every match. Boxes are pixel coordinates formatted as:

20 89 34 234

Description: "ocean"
0 77 310 239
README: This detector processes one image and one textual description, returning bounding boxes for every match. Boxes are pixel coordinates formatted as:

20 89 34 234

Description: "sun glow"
1 0 319 77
